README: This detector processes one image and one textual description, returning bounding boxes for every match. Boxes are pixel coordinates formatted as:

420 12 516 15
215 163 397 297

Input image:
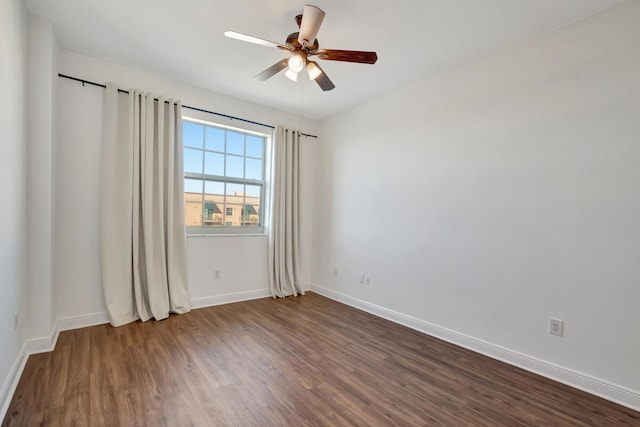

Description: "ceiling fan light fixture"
284 68 299 81
287 54 305 73
306 61 322 80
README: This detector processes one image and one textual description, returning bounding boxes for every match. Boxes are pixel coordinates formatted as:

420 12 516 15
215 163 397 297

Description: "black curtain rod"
58 73 318 139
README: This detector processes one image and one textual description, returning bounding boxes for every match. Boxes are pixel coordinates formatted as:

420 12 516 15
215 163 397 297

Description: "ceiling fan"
224 5 378 91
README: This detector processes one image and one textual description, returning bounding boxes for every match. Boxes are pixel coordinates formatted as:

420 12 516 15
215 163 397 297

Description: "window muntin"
183 119 266 235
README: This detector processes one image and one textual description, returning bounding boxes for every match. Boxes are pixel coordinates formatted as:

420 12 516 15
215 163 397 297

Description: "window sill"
186 233 267 238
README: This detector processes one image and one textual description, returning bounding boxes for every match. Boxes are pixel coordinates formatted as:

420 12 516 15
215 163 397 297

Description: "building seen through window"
185 191 260 228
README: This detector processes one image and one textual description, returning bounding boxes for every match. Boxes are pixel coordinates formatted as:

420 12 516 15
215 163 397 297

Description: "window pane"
184 203 203 227
243 184 260 227
226 131 244 155
184 178 202 194
245 158 262 180
245 184 261 198
225 204 243 226
242 203 259 226
205 127 225 152
226 183 244 197
246 135 263 158
184 148 203 173
204 180 224 195
184 188 202 227
203 195 223 227
204 152 224 176
226 155 244 178
183 122 204 148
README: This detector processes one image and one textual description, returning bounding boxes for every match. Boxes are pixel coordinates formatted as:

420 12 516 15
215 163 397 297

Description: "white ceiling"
26 0 625 120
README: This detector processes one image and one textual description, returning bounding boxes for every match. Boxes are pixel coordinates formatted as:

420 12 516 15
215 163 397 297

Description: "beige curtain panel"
101 83 191 326
268 125 304 298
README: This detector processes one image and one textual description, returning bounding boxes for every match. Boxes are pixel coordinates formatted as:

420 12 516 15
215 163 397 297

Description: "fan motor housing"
286 32 319 52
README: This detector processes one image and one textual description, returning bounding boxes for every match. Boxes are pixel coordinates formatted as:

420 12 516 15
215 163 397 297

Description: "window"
183 119 267 234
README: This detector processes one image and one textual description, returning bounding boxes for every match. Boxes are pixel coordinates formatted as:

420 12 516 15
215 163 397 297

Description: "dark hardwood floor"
3 292 639 426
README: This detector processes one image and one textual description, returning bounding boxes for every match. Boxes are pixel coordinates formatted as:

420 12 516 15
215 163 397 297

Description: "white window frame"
183 116 270 236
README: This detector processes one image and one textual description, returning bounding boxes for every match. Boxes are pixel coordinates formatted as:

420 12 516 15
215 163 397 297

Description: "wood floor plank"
3 292 639 426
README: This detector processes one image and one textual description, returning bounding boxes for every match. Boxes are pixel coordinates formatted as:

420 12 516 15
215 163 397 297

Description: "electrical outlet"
549 318 564 336
214 269 221 280
365 275 372 285
14 312 18 330
359 273 365 284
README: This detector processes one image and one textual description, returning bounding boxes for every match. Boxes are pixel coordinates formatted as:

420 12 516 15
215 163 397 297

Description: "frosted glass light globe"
288 55 305 73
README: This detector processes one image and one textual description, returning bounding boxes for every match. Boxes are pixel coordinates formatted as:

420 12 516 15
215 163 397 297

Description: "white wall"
0 0 28 414
55 49 319 320
313 0 640 405
26 13 57 340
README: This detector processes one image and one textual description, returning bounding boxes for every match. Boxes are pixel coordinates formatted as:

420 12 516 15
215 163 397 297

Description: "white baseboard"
190 288 271 309
311 284 640 412
55 289 273 330
52 289 273 330
1 322 65 421
25 323 60 355
57 311 110 332
0 342 28 423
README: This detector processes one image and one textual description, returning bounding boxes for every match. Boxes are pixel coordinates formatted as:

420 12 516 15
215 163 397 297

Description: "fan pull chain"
297 77 305 138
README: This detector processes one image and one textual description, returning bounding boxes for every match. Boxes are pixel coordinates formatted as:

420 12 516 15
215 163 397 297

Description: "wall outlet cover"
549 318 564 337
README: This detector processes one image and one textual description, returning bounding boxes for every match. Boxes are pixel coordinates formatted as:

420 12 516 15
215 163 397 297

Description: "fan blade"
254 59 289 81
298 5 325 46
224 31 290 51
313 63 335 91
315 49 378 64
